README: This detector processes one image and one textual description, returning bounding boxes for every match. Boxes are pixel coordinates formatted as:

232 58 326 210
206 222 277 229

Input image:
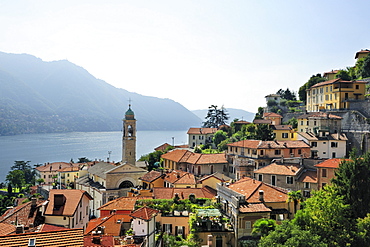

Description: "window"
356 85 359 89
300 121 303 125
311 142 317 147
192 136 195 140
28 239 36 247
282 133 288 138
199 136 201 140
332 152 336 158
274 150 281 155
298 149 302 155
245 221 251 229
286 176 293 184
80 211 82 221
331 142 338 148
252 150 257 155
164 224 172 233
314 121 316 126
271 175 276 186
304 182 310 189
258 174 263 181
86 206 88 215
322 169 327 177
306 121 309 126
260 150 264 155
303 190 310 197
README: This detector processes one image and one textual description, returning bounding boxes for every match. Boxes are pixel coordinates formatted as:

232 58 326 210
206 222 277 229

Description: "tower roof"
125 105 135 120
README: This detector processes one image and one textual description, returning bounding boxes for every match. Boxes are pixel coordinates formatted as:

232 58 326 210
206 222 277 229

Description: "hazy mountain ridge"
0 52 201 135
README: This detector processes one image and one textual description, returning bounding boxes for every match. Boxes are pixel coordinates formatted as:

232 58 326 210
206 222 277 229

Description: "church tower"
122 104 136 165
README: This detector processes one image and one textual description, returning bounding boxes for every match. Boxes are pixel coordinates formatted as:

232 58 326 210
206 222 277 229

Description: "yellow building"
58 166 80 187
355 49 370 60
306 78 366 112
296 112 342 133
272 125 297 141
323 70 339 80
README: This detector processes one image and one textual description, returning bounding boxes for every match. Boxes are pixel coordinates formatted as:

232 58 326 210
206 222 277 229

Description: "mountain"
192 108 255 124
0 52 201 135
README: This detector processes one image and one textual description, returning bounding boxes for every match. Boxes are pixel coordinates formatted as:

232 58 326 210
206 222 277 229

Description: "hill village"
1 49 370 247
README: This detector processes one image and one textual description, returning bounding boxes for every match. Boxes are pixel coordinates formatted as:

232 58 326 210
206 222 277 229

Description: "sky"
0 1 370 113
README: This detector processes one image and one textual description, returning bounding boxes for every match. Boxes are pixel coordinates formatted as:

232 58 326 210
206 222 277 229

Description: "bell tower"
122 104 136 165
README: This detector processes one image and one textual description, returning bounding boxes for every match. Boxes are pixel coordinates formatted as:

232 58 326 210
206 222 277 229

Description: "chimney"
259 190 264 201
31 197 37 207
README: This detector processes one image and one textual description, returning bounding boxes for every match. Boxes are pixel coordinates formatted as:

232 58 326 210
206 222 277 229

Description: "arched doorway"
119 180 134 189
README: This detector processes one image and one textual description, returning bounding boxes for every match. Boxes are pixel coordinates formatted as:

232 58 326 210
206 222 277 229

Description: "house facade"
315 158 347 189
130 207 159 247
187 127 217 148
306 78 366 112
44 189 93 230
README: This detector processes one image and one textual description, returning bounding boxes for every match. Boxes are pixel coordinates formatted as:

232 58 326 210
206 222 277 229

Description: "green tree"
358 54 370 78
284 117 298 129
254 107 264 120
252 218 277 237
259 221 326 247
277 88 296 101
331 151 370 219
202 105 229 128
213 130 228 146
335 69 352 81
298 74 326 102
287 190 303 214
11 160 35 185
6 170 25 192
78 157 92 163
255 124 274 141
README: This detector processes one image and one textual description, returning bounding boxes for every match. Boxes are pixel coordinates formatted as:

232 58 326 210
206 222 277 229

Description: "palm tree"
287 190 303 215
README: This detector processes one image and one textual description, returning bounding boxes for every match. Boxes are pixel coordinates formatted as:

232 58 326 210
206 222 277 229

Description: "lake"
0 130 188 182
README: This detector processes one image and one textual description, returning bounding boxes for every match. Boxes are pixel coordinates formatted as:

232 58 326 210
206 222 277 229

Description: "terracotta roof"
315 158 349 169
174 173 196 185
187 128 217 135
38 224 71 232
253 119 272 124
227 177 288 203
239 203 272 213
323 70 339 76
130 206 159 221
139 170 163 183
85 214 131 235
198 172 232 183
272 125 293 130
35 162 79 172
0 199 45 228
297 111 342 120
355 49 370 59
187 153 227 165
0 223 16 235
298 132 347 141
161 149 190 163
59 166 80 172
310 78 340 88
44 189 93 216
0 228 84 247
254 163 302 176
227 140 310 149
297 170 317 183
263 112 282 118
98 197 138 211
164 170 189 184
84 235 116 246
234 120 251 125
153 186 217 200
154 143 171 151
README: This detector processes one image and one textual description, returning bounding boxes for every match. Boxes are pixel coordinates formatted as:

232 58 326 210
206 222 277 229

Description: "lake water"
0 130 188 182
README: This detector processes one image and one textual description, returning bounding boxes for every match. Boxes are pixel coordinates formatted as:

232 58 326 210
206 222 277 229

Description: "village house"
296 111 342 134
130 206 159 247
323 70 340 80
161 149 228 176
44 189 92 230
35 162 81 185
315 158 347 189
217 177 293 246
197 172 232 190
263 112 283 125
163 170 197 188
187 127 218 148
271 124 297 141
226 140 310 180
306 78 367 112
139 170 166 189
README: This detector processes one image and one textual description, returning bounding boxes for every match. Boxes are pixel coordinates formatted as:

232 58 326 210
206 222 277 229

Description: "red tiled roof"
227 177 288 203
227 140 310 149
0 199 45 228
355 49 370 59
315 158 350 169
59 167 80 172
140 170 163 183
174 173 196 185
84 235 115 247
272 125 293 130
234 120 251 125
298 170 317 183
152 186 217 200
254 163 301 176
253 119 272 124
298 132 347 141
39 224 70 232
130 206 159 221
35 162 80 172
263 112 282 118
98 197 138 211
44 189 93 216
0 223 16 235
187 128 217 135
323 70 339 76
239 203 272 213
297 111 342 120
161 149 189 163
85 214 131 235
0 228 84 246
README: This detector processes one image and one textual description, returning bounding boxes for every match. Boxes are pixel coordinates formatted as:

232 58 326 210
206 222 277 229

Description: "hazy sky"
1 1 370 113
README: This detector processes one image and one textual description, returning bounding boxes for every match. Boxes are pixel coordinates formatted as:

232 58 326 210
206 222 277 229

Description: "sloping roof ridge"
0 201 31 221
85 214 115 235
245 179 263 200
262 181 289 194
